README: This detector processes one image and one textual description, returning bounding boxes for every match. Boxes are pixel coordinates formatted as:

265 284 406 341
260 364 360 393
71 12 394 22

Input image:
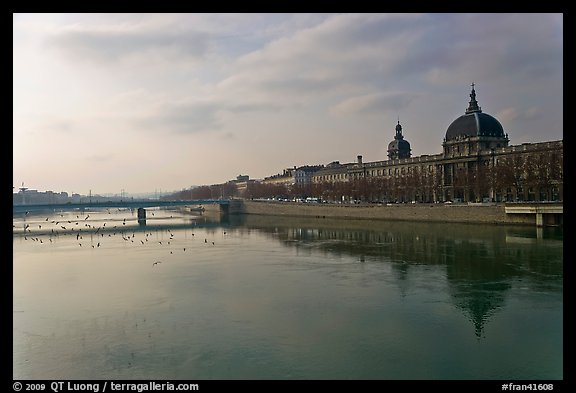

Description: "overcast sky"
13 13 563 195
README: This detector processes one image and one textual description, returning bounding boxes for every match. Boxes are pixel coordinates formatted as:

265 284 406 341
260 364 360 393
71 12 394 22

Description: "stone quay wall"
235 200 539 226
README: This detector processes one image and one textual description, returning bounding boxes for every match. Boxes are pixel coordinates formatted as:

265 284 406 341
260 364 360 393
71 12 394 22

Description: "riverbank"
233 200 550 226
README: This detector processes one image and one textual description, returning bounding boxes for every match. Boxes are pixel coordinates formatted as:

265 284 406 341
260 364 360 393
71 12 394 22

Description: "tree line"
162 150 562 203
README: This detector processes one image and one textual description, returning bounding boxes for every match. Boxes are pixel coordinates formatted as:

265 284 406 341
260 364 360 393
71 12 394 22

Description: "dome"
446 112 505 140
387 120 411 160
388 139 411 151
445 84 505 141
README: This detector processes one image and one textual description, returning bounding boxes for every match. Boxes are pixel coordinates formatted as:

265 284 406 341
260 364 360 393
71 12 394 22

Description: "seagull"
152 261 162 266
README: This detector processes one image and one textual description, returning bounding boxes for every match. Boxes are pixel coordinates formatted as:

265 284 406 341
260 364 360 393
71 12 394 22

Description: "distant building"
12 188 125 205
230 175 256 195
262 167 297 186
294 165 324 186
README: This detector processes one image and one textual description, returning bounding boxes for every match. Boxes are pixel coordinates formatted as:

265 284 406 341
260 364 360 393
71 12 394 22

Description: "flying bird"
152 261 162 266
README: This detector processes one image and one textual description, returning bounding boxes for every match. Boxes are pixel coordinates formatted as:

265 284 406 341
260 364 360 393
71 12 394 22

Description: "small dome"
387 120 411 160
388 139 411 151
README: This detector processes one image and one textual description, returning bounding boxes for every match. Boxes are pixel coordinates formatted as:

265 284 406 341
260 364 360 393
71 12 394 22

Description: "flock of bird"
14 209 227 267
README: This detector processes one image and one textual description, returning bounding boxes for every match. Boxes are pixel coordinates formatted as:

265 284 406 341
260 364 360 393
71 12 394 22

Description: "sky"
13 13 563 195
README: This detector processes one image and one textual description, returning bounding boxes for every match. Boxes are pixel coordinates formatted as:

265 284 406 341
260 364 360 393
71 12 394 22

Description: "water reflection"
238 215 563 339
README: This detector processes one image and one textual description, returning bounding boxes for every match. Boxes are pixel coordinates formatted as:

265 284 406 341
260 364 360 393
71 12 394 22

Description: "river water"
13 207 563 380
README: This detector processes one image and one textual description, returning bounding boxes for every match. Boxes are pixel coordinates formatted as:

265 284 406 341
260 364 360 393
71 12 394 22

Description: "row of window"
313 164 440 182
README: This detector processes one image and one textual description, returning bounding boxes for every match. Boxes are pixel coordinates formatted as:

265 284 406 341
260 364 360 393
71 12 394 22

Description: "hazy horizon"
13 13 563 195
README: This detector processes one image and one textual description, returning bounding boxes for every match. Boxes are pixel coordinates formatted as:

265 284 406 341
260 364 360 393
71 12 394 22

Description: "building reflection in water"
240 215 563 339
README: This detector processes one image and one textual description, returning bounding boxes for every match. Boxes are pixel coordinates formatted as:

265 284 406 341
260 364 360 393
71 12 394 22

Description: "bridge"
12 199 232 214
504 202 563 227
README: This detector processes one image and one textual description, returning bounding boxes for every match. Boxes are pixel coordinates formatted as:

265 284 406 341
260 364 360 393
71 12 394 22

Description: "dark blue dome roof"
446 112 505 140
388 139 411 150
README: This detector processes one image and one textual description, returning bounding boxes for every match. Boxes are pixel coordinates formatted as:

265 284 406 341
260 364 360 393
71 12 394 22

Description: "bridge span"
13 199 232 214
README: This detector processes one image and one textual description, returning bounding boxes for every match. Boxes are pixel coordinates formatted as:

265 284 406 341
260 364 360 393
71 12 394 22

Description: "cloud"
13 113 77 137
86 153 115 163
45 23 211 65
135 100 224 134
330 92 420 116
216 14 426 106
418 14 563 86
496 107 519 123
496 107 542 124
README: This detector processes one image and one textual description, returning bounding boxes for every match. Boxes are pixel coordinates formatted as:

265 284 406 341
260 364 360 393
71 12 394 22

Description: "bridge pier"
536 213 543 227
137 208 146 226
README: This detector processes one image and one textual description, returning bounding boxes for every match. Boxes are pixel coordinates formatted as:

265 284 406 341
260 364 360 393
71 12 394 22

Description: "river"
13 207 563 380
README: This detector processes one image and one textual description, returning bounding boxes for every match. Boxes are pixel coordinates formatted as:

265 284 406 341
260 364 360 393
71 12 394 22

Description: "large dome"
446 112 505 140
445 84 505 141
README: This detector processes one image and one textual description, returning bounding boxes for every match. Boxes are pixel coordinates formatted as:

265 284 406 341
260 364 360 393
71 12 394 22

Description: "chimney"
357 155 363 164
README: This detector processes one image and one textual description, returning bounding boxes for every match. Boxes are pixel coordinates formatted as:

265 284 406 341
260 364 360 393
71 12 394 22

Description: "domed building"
311 84 562 204
441 84 511 202
387 121 411 160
